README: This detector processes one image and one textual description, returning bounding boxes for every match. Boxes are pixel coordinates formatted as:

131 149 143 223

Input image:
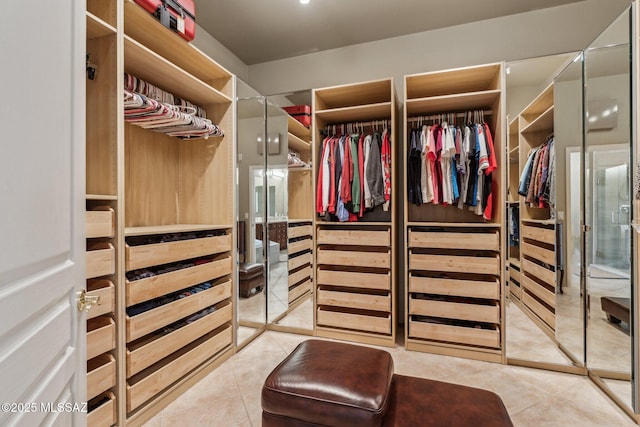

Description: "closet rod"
323 119 391 135
407 110 493 123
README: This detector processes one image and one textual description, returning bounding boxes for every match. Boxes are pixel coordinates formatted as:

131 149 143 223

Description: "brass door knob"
76 289 101 313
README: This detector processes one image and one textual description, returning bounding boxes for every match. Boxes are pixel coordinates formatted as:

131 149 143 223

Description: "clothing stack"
518 137 555 209
316 129 391 221
407 121 497 220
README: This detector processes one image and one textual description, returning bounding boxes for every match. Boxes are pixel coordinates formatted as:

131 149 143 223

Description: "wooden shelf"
521 218 556 226
123 0 231 85
287 116 311 140
288 132 311 152
521 106 554 134
315 79 391 109
87 194 118 201
124 224 232 237
288 166 312 172
406 222 501 228
406 90 500 115
124 36 231 106
405 63 501 99
288 219 313 224
315 102 391 123
87 12 116 40
521 83 554 118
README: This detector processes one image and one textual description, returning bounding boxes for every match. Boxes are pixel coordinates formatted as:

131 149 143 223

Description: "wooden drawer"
317 248 390 269
317 268 390 291
126 280 232 342
87 392 116 427
86 208 115 239
409 252 499 275
289 265 312 287
87 316 116 360
289 279 312 303
125 234 231 271
318 289 390 312
409 275 499 300
317 228 390 246
521 224 555 245
288 238 312 255
410 298 499 324
522 241 555 265
87 354 116 401
409 230 499 251
127 303 232 377
522 275 555 308
86 242 115 279
126 256 232 306
288 225 312 240
522 258 556 288
289 252 312 272
509 281 522 300
522 291 556 329
509 267 521 284
409 320 500 348
127 326 232 411
317 307 391 334
87 279 115 319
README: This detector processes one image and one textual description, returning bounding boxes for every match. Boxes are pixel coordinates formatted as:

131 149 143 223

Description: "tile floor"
144 330 636 427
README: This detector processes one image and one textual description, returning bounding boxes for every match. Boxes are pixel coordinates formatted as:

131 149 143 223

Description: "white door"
0 1 86 426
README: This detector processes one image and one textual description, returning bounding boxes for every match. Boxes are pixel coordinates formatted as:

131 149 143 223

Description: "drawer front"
317 308 391 334
409 275 499 300
289 279 312 303
87 392 116 427
521 258 556 288
289 265 312 287
509 282 522 300
522 291 556 329
317 269 390 291
289 252 312 272
86 243 115 279
317 228 390 246
86 208 115 239
127 280 232 342
521 224 555 245
87 354 116 401
87 280 115 319
318 289 390 312
409 230 499 251
126 256 232 306
288 238 312 255
317 249 390 269
509 267 521 284
410 253 499 275
410 298 499 324
127 326 232 411
522 241 555 265
87 317 116 360
127 303 232 377
126 234 231 270
522 275 555 308
288 225 312 240
409 320 500 348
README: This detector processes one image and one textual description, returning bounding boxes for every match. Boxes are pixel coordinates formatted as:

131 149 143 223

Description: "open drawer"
288 252 312 272
288 238 312 255
317 307 391 334
125 233 231 270
126 255 232 306
87 354 116 401
126 279 232 342
86 207 115 239
289 265 312 287
317 228 390 246
318 288 390 312
288 224 312 240
521 223 555 245
289 279 312 303
410 297 499 324
127 326 232 412
86 242 115 279
86 279 115 319
87 316 116 360
317 268 390 291
127 303 232 376
409 319 500 348
87 391 116 427
317 248 390 269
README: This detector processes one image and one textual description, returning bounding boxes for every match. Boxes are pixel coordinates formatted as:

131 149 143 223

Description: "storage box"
134 0 196 41
283 105 311 127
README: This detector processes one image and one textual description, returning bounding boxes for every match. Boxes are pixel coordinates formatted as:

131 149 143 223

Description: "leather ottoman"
238 263 264 298
601 296 630 325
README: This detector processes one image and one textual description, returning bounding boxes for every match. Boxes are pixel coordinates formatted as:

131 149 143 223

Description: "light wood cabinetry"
312 79 397 347
403 64 505 363
85 1 235 425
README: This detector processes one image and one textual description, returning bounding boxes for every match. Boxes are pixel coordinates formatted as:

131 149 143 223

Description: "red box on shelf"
284 105 311 128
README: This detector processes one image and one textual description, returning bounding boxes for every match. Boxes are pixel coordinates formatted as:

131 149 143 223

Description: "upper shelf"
288 132 311 152
123 0 232 93
405 90 500 115
521 105 554 134
521 83 554 120
124 36 231 106
86 12 116 40
315 102 392 123
314 79 392 110
288 116 311 140
406 63 502 99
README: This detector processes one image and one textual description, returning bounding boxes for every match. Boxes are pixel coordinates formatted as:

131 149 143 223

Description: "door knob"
76 289 100 313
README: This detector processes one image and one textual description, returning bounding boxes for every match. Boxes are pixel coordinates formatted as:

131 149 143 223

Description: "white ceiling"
196 0 583 65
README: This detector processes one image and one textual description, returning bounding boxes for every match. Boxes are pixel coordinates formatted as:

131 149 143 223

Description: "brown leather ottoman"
601 296 630 325
262 340 394 426
238 263 264 298
262 339 513 427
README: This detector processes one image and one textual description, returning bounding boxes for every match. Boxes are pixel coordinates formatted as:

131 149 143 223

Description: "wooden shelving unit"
507 117 521 302
312 79 398 347
403 63 505 363
85 1 236 425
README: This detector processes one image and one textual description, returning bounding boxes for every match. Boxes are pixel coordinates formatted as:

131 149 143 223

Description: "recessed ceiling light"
300 0 310 4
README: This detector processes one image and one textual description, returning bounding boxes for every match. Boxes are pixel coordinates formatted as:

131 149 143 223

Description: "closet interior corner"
313 78 398 347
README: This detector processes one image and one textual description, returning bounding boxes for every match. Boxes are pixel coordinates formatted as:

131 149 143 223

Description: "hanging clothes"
381 129 392 211
518 137 555 209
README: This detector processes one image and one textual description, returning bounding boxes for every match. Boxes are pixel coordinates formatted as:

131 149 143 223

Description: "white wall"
192 23 249 82
247 0 630 96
